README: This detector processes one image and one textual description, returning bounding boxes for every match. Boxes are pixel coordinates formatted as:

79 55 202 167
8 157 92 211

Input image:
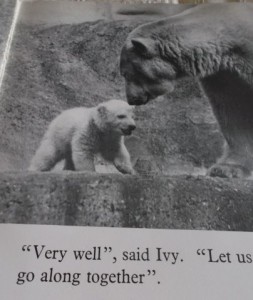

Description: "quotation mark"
147 270 160 285
22 245 31 252
104 247 112 253
147 270 156 276
197 249 206 256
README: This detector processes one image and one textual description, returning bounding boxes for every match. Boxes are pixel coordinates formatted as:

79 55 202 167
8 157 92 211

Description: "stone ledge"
1 172 253 231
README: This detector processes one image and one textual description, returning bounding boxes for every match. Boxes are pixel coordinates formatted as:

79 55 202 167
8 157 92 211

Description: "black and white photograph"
1 0 253 231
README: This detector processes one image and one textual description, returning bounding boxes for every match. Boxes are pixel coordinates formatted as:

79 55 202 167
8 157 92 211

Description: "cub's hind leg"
29 138 61 171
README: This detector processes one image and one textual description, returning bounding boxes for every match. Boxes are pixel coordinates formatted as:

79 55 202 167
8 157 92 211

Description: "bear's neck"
160 35 252 85
91 113 121 141
136 18 253 84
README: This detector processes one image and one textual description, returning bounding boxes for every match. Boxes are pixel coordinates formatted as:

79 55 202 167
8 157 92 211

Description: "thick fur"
29 100 136 174
120 4 253 178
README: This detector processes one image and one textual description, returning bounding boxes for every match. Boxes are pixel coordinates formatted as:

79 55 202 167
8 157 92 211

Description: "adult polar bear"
120 4 253 178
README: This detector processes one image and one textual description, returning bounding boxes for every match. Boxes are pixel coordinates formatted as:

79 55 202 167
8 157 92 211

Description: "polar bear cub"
29 99 136 174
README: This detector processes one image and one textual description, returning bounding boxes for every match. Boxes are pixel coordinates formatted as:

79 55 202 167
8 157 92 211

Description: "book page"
1 1 253 299
2 224 253 300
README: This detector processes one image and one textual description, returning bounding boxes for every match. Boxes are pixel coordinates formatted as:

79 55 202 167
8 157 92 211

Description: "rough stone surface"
1 172 253 230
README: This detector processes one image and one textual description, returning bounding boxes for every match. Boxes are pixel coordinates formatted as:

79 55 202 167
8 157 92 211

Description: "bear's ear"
97 105 107 118
131 38 156 57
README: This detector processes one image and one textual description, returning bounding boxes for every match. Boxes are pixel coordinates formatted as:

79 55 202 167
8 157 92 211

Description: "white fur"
29 100 136 174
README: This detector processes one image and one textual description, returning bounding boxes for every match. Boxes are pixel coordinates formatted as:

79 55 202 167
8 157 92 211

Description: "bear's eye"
117 114 126 119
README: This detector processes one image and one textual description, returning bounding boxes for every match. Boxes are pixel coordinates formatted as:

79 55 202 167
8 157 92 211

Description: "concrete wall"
1 172 253 231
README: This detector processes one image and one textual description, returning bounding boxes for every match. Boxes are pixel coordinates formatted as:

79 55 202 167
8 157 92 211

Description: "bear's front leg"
207 143 251 179
207 164 250 179
71 136 95 172
113 142 136 175
72 150 95 172
201 72 253 179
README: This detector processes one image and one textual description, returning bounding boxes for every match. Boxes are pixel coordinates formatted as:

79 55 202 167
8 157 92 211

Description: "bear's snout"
121 123 136 135
128 124 136 131
127 94 149 106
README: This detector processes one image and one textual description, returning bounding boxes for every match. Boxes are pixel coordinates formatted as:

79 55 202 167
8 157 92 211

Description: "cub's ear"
131 38 156 57
97 105 107 118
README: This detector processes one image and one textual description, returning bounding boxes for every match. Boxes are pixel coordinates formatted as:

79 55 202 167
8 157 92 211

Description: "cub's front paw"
207 164 250 179
129 168 136 175
114 161 136 175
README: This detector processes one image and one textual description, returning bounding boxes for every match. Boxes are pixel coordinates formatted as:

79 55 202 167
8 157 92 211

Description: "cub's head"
96 99 136 136
120 37 178 106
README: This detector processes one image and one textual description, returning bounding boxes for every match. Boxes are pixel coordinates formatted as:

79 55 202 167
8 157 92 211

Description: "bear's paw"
207 164 251 179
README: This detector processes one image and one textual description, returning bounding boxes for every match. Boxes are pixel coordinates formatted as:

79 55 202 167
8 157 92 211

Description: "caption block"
1 224 253 299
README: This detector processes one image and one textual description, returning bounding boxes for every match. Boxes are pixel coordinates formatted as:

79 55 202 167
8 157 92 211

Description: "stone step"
1 172 253 231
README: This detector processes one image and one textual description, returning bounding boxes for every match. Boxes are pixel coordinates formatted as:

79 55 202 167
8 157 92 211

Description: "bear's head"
120 5 232 106
95 99 136 136
120 37 178 106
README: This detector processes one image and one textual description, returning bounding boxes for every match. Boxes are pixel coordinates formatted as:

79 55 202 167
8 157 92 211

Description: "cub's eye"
117 114 126 119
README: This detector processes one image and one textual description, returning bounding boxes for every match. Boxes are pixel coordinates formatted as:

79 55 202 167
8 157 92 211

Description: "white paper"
1 224 253 300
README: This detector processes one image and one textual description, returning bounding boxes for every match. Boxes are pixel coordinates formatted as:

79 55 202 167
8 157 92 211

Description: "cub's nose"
129 124 136 131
